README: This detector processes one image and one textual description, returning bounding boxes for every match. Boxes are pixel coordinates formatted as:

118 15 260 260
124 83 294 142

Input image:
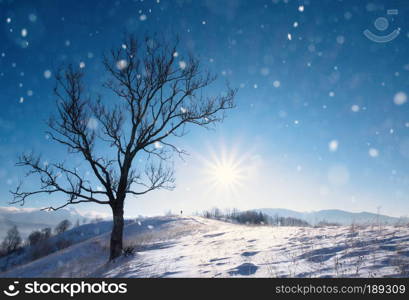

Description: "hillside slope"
1 216 409 278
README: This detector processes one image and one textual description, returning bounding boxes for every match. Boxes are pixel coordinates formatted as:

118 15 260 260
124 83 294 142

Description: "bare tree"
1 225 22 254
54 219 72 234
10 35 236 260
28 230 44 246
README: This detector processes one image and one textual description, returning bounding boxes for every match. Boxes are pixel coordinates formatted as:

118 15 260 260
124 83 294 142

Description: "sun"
211 161 240 186
196 142 258 199
203 150 246 193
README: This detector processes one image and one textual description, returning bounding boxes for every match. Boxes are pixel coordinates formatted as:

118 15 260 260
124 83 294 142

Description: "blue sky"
1 0 409 218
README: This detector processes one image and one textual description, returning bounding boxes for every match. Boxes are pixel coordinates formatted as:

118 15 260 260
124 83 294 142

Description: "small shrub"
123 245 136 256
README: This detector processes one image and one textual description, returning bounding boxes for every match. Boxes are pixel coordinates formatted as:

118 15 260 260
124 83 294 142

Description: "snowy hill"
256 208 405 225
1 216 409 278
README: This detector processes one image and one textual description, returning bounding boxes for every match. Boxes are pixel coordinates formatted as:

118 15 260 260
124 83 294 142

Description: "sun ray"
194 141 260 202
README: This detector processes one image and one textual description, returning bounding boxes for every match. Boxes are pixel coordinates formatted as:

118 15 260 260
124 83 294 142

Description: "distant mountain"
255 208 407 225
0 206 104 240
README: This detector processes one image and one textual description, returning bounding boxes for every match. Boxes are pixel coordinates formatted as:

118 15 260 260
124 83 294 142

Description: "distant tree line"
200 208 310 227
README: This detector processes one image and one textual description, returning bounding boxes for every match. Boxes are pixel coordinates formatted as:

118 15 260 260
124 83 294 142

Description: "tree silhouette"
11 35 236 260
1 225 22 254
54 219 72 234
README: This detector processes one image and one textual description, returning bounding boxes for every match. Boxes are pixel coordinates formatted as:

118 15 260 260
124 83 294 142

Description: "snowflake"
179 61 187 70
44 70 52 79
336 35 345 44
29 14 37 22
328 140 338 152
394 92 407 106
369 148 379 158
116 59 128 70
87 118 98 130
260 67 269 76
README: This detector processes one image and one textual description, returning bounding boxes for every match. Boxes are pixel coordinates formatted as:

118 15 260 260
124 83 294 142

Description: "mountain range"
256 208 408 225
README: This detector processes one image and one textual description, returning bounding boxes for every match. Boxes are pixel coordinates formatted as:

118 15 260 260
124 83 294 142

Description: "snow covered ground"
1 216 409 278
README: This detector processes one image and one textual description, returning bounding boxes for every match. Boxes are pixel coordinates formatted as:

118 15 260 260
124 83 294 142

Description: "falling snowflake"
328 140 339 152
179 61 187 70
139 14 147 21
79 61 86 68
116 59 128 70
336 35 345 44
298 5 304 12
351 104 360 112
87 118 98 130
43 70 52 79
273 80 281 88
28 14 37 22
260 67 269 76
394 92 407 106
369 148 379 158
287 33 292 40
21 28 28 37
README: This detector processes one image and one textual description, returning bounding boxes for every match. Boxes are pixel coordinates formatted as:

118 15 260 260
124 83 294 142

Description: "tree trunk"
109 204 124 260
